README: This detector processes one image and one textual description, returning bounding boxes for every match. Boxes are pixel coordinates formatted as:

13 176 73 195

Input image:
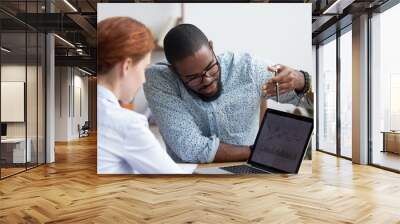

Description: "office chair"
79 121 90 138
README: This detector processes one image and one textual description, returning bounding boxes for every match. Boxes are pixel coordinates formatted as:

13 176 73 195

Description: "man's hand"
262 64 305 97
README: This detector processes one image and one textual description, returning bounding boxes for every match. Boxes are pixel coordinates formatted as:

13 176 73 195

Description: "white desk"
1 138 31 163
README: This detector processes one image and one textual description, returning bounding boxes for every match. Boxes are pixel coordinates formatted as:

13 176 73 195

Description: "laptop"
194 108 313 174
1 123 7 140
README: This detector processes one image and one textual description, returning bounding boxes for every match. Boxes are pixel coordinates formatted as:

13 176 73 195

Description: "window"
317 37 337 155
317 39 336 153
370 2 400 171
339 29 352 158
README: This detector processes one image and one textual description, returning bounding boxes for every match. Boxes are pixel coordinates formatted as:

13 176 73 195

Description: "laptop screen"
1 123 7 137
249 109 313 173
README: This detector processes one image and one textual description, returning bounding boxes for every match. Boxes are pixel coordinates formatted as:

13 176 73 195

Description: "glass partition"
317 37 337 155
1 30 28 178
0 1 46 179
27 31 38 169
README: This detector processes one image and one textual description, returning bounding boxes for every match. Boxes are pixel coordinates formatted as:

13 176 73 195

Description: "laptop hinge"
249 163 288 174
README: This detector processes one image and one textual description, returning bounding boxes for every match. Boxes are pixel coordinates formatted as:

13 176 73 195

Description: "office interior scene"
0 0 97 180
0 2 47 178
1 0 400 223
315 0 400 172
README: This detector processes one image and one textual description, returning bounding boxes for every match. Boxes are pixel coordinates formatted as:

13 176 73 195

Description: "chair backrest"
82 121 90 129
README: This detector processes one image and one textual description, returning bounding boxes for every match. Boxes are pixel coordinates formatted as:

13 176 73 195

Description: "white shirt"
97 85 188 174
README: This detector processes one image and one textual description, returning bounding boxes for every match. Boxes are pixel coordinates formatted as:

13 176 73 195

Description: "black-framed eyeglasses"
180 51 220 88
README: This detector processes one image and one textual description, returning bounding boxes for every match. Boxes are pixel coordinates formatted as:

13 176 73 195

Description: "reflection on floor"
0 167 25 178
372 150 400 171
340 146 352 159
0 162 44 178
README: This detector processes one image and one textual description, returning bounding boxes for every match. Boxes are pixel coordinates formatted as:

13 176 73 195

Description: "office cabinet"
382 131 400 154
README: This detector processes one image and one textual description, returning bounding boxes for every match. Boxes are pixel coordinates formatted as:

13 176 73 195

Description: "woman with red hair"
97 17 186 174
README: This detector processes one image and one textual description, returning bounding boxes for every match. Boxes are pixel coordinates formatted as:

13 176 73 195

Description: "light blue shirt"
144 52 311 163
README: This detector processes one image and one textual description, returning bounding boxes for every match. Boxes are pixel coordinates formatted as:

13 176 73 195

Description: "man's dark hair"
163 24 209 65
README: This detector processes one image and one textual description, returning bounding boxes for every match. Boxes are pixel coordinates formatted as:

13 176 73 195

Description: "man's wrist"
295 70 305 92
214 143 251 162
295 70 311 95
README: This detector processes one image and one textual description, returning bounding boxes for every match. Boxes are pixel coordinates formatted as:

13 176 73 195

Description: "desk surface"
198 160 312 175
381 131 400 134
1 136 399 223
1 138 26 143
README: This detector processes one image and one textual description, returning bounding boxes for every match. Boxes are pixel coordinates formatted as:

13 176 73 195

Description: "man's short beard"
186 78 223 102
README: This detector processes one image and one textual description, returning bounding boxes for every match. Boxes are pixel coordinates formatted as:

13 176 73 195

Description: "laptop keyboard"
221 165 269 174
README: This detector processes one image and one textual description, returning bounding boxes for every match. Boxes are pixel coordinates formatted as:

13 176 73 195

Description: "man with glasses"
144 24 312 163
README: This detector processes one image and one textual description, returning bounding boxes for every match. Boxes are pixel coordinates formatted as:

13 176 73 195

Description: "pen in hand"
262 65 282 102
274 68 280 103
269 66 280 103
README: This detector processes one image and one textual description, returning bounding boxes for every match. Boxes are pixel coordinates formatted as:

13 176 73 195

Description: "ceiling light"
78 67 93 76
54 34 75 48
1 47 11 53
76 48 86 56
322 0 354 15
63 0 78 12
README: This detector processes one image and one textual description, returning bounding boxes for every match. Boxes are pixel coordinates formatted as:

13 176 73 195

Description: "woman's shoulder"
115 109 159 147
115 108 148 128
99 100 148 131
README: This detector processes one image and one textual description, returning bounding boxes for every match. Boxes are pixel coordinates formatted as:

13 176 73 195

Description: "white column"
46 33 55 163
45 1 55 163
352 14 369 164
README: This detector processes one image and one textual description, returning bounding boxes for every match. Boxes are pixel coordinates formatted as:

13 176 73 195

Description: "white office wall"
1 65 30 138
1 65 25 139
71 73 89 138
1 65 26 81
97 3 181 39
55 67 70 141
98 3 311 73
183 3 312 73
78 75 89 124
1 82 24 122
54 67 89 141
